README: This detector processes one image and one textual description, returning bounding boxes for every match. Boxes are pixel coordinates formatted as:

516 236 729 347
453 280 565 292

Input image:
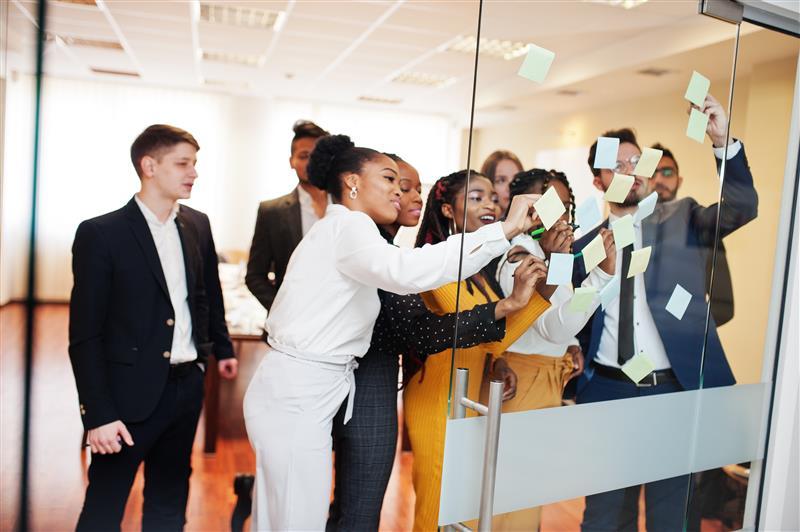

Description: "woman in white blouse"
243 134 541 531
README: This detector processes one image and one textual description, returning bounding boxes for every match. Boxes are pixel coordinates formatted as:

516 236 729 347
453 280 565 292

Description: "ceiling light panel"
358 95 403 105
199 2 285 30
446 36 533 61
202 50 263 67
586 0 649 9
392 71 457 89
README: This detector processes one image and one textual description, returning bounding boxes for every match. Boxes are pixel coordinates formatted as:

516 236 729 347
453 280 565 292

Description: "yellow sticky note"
611 214 635 249
581 233 607 273
686 108 709 144
534 186 566 230
568 286 597 312
684 71 710 107
627 246 652 278
517 43 555 83
621 353 655 383
604 173 634 203
633 147 662 178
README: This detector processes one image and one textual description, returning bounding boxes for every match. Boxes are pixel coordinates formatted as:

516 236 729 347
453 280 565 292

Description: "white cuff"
713 139 742 161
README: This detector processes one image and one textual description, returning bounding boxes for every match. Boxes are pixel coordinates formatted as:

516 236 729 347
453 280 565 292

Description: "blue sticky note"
575 197 602 232
517 43 555 83
600 276 620 310
593 137 619 169
666 284 692 320
546 253 574 286
634 191 658 224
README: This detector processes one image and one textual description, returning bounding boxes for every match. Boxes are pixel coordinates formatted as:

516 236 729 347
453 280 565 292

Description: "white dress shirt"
265 203 511 363
135 195 197 364
595 213 670 370
297 184 330 237
497 234 613 357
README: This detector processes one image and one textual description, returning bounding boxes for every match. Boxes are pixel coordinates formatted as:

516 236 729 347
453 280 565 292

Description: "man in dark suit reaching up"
69 124 238 531
246 120 329 311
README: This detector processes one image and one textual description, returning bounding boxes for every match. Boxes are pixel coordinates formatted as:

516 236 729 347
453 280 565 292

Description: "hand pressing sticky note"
621 353 655 383
546 253 574 286
633 147 662 178
534 186 566 230
604 173 634 203
593 137 619 169
517 43 555 83
627 246 652 278
600 276 620 310
581 233 607 274
687 108 709 143
666 284 692 320
575 197 602 232
611 214 635 249
685 71 710 107
568 286 597 312
634 191 658 224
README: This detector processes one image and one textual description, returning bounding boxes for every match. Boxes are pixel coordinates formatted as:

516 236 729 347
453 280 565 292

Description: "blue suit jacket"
571 145 757 392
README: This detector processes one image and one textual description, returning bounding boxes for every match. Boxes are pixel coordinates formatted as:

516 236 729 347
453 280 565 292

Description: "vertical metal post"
453 368 469 419
477 379 504 532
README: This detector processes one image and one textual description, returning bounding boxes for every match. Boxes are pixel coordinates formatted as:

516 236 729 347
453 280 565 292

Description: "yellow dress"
403 275 550 531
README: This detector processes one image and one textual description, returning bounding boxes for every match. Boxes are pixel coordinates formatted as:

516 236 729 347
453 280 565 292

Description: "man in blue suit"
572 94 758 531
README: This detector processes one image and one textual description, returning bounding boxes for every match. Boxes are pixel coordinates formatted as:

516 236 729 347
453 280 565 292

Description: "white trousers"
243 349 356 531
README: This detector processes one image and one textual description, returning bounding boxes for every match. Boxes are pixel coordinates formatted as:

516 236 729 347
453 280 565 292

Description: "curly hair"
508 168 575 224
306 134 381 201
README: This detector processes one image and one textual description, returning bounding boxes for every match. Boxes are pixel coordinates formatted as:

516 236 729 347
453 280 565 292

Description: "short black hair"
383 152 404 163
291 120 329 155
306 134 382 201
587 128 640 177
651 142 679 174
130 124 199 178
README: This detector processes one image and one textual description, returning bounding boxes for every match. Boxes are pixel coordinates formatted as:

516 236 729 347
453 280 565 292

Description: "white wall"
0 75 460 302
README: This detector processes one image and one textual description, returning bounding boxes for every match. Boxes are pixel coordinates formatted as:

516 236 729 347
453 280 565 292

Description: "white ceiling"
5 0 799 125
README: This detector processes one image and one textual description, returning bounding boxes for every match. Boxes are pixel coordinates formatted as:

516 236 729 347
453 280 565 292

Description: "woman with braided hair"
243 135 542 531
403 169 556 531
489 168 617 531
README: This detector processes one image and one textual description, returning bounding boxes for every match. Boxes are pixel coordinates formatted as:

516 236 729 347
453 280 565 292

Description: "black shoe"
231 474 255 532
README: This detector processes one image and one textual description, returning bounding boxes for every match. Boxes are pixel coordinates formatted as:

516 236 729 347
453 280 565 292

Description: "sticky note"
687 108 709 143
684 71 710 107
581 233 607 274
621 353 655 383
546 253 574 286
517 43 555 83
568 286 597 312
600 276 620 310
633 147 662 178
611 214 635 249
634 191 658 224
604 173 634 203
534 186 566 230
575 197 602 231
666 284 692 320
593 137 619 169
627 246 652 278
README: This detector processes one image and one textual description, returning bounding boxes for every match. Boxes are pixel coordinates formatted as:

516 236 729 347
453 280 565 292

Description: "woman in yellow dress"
403 169 555 531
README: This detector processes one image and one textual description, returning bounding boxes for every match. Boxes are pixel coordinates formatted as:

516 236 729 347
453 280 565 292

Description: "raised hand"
597 228 617 275
501 194 542 240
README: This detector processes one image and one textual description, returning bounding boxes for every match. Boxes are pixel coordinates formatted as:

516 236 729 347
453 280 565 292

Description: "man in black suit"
69 124 238 531
649 142 735 326
246 120 329 310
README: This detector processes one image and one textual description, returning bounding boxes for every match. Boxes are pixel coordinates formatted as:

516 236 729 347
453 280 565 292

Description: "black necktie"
618 244 635 365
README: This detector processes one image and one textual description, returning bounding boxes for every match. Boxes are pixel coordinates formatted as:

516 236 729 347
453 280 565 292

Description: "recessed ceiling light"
637 67 674 77
199 2 285 30
447 36 532 61
557 89 582 96
202 50 263 67
54 0 97 5
90 67 139 77
587 0 649 9
358 96 402 105
50 35 123 50
392 71 457 89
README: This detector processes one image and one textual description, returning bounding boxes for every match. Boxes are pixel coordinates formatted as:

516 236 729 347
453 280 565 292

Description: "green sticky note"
621 353 655 383
633 147 662 178
604 173 634 203
684 71 710 107
627 246 652 278
611 214 635 249
517 43 555 83
686 108 709 143
581 233 607 273
568 286 597 312
534 185 566 230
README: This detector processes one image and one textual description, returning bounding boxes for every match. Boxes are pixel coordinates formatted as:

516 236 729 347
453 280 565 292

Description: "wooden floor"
0 304 727 531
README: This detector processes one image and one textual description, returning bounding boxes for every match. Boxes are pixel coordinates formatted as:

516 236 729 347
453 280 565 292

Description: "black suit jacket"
68 198 233 430
245 187 303 310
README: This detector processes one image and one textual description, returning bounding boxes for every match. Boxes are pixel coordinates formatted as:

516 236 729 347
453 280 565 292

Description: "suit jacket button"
163 351 171 359
166 318 175 326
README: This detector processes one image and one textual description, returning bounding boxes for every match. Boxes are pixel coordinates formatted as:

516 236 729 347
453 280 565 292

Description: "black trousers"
327 351 399 532
76 364 204 532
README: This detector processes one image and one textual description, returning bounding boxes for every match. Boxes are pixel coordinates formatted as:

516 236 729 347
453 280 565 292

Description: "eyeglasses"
613 154 640 174
653 167 677 178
